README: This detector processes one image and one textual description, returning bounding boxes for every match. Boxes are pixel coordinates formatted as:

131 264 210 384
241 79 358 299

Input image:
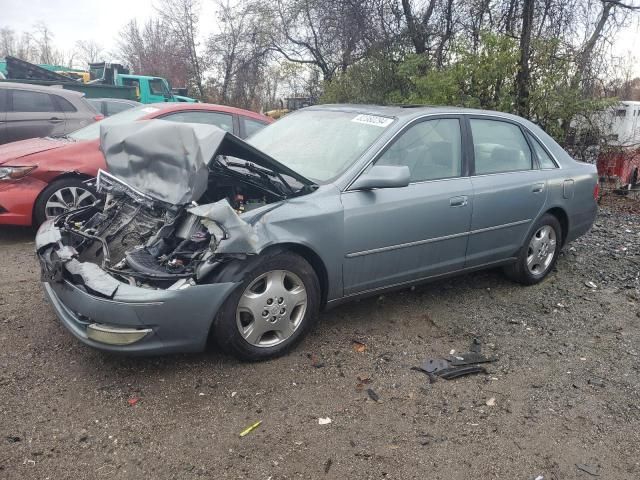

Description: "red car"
0 103 273 226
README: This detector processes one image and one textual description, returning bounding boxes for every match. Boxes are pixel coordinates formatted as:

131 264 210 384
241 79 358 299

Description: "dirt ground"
1 198 639 480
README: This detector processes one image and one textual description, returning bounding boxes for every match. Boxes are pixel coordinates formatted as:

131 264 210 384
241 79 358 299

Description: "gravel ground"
1 199 639 480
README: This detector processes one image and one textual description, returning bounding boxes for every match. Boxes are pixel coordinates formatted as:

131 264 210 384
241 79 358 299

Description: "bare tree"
266 0 380 82
75 39 103 65
155 0 206 97
515 0 535 116
400 0 437 55
32 23 62 64
118 19 190 89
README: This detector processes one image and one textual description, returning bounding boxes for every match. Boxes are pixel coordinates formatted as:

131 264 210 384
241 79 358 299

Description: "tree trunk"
515 0 534 117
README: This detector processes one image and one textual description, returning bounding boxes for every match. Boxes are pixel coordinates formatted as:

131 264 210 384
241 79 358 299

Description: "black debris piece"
412 338 495 381
324 458 332 474
366 388 380 402
436 365 488 379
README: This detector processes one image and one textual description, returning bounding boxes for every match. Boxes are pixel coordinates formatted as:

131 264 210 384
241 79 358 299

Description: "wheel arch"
262 242 329 308
32 172 94 224
544 206 569 247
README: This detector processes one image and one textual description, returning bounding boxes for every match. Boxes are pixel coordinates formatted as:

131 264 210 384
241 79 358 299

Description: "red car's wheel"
34 178 96 226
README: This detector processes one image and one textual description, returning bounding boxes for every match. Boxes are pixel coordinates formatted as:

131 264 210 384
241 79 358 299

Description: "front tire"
212 251 321 361
504 213 562 285
34 178 96 226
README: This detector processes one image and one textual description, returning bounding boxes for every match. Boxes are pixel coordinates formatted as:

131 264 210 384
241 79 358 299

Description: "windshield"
69 105 161 141
247 110 394 182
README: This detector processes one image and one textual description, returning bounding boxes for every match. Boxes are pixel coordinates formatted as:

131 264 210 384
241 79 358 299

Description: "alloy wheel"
44 186 96 219
236 270 308 347
526 225 557 276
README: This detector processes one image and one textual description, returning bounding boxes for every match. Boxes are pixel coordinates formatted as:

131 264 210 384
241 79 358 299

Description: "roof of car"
0 81 85 97
143 102 273 123
88 98 141 105
307 103 523 122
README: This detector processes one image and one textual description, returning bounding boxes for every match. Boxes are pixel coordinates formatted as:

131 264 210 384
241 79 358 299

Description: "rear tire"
504 213 562 285
211 250 321 361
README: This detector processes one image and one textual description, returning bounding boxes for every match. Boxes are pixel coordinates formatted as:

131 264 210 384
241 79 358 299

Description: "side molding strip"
345 218 531 258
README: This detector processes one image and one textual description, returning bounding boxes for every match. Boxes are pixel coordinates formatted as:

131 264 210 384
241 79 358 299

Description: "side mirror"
350 165 410 191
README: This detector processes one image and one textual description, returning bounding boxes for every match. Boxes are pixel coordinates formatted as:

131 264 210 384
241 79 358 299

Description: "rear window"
53 95 77 112
11 89 56 112
69 105 159 140
106 101 136 116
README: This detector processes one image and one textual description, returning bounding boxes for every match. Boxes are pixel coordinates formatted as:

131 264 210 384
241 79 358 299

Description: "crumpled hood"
100 120 313 205
0 137 64 165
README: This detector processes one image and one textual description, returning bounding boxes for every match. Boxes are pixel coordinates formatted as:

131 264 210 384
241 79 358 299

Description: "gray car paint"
36 104 598 354
0 82 97 144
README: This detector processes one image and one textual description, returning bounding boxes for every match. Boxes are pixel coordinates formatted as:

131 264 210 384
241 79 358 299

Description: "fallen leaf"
127 397 140 406
352 341 366 353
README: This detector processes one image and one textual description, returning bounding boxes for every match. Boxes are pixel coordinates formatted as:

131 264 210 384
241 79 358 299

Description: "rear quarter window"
52 95 78 112
526 132 558 169
11 89 56 112
243 117 268 138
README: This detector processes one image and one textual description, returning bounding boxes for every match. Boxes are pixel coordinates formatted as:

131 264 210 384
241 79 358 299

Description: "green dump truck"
0 57 197 104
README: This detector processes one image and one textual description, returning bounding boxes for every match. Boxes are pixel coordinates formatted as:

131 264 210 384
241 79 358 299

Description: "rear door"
341 116 473 295
51 94 87 133
5 89 65 142
466 116 548 266
0 89 7 144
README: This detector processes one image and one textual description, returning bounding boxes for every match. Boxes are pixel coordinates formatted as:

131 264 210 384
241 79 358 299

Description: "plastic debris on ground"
239 420 262 437
576 464 601 476
412 338 496 382
318 417 332 425
366 388 380 402
127 397 140 406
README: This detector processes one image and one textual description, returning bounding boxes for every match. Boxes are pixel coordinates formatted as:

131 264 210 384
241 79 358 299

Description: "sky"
1 0 639 76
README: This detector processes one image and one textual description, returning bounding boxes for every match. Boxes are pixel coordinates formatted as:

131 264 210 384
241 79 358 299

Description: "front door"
341 117 473 296
465 117 547 266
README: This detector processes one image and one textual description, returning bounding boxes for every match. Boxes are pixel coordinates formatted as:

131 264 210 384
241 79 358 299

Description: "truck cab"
88 62 197 104
117 75 173 103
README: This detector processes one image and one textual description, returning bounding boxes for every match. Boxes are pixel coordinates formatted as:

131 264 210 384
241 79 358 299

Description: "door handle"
532 182 545 193
49 117 64 123
449 195 468 207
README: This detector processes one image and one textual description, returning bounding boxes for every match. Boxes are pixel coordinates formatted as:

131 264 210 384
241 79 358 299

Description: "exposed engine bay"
56 164 295 290
46 121 315 293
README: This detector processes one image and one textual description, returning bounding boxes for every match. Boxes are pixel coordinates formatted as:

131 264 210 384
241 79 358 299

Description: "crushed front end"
35 173 243 354
35 121 315 354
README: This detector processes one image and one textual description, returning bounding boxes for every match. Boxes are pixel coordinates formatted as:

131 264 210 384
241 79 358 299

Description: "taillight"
593 183 599 200
93 114 105 121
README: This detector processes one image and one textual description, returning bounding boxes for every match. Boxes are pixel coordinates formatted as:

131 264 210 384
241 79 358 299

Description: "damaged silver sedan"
36 106 598 360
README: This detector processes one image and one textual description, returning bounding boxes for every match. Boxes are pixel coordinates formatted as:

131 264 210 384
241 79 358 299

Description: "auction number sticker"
351 114 394 127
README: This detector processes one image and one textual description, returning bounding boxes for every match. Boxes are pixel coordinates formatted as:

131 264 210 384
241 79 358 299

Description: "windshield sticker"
351 114 394 127
141 107 160 113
